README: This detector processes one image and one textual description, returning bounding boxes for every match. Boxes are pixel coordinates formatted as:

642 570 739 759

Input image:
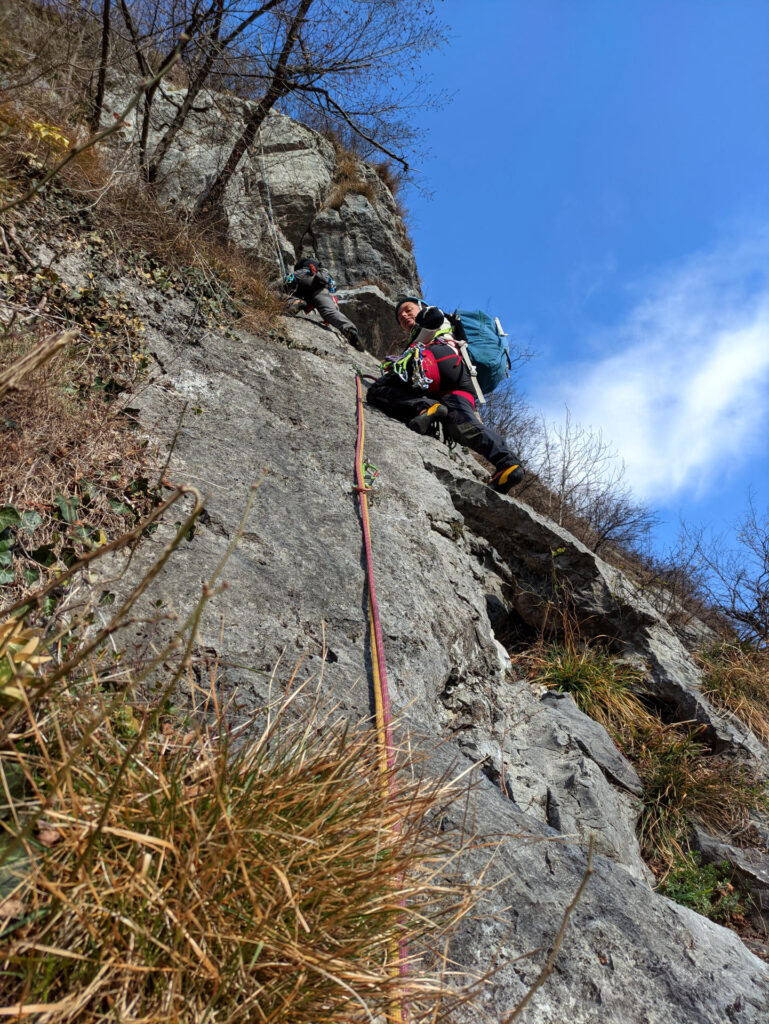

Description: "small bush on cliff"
659 854 750 924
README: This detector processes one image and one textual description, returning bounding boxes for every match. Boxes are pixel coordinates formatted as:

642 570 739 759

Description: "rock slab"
97 288 769 1023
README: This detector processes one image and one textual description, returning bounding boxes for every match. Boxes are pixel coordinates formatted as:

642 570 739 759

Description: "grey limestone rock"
539 691 644 797
335 284 405 357
102 78 419 339
432 469 767 766
439 677 650 883
97 284 769 1022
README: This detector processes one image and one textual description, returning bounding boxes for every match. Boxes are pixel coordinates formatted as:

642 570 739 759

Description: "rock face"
693 825 769 935
91 262 769 1022
437 472 767 765
103 77 418 349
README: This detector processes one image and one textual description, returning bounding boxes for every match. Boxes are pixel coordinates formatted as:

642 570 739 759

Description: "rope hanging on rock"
257 127 287 280
353 372 408 1022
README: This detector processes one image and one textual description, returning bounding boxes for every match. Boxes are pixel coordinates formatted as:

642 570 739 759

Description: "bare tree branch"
0 33 188 215
195 0 313 216
291 82 410 169
503 838 595 1023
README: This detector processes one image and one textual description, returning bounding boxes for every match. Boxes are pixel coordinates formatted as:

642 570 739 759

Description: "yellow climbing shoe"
407 402 448 434
490 464 524 493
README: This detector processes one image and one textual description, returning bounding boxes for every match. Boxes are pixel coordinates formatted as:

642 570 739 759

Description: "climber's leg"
442 394 524 491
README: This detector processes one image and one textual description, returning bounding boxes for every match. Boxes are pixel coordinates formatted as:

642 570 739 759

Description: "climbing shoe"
345 326 364 351
407 402 448 434
285 297 307 316
490 463 524 493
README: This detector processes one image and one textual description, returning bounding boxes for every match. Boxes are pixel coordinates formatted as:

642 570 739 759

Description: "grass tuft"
0 596 474 1022
698 641 769 744
325 148 376 211
523 636 650 739
629 721 765 864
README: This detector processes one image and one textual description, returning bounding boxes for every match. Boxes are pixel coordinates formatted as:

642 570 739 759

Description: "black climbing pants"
366 374 516 471
298 288 356 334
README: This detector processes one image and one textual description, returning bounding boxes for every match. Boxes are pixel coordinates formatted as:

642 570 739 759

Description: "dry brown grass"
630 721 767 867
697 641 769 744
373 159 402 195
0 507 480 1023
326 149 377 211
1 674 470 1021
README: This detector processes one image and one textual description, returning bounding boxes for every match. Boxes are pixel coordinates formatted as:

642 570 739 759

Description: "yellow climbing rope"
353 372 408 1023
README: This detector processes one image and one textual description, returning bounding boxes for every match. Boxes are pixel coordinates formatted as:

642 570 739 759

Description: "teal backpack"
448 309 512 397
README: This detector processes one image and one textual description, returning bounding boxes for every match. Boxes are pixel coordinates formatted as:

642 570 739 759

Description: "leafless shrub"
485 391 658 556
482 379 541 463
680 498 769 650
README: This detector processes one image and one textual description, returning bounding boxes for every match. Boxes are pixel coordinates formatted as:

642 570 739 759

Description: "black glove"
414 305 444 330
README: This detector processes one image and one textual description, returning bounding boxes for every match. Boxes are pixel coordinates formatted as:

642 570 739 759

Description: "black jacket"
292 268 331 299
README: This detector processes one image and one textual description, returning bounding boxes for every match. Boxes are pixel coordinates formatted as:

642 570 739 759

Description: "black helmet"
295 256 320 271
394 295 425 322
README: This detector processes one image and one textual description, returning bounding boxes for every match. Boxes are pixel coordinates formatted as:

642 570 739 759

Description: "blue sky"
404 0 769 553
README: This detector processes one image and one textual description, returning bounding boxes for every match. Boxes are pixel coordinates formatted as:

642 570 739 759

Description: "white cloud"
534 232 769 501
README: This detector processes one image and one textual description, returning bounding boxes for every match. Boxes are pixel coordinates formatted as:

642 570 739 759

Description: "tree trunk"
147 0 285 184
195 0 313 218
89 0 111 133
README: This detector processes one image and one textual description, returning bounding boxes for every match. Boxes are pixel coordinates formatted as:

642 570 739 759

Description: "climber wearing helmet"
366 296 524 493
284 256 363 350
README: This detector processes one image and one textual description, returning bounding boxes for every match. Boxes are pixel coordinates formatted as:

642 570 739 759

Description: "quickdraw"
382 345 435 392
363 460 379 488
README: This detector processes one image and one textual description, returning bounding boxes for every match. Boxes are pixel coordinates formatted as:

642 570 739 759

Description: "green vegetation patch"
532 637 649 740
659 853 751 924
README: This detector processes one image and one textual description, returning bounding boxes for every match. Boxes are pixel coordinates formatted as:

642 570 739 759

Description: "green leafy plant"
659 854 749 924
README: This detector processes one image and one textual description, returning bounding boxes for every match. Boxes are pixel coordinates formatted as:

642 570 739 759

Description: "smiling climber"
366 297 524 493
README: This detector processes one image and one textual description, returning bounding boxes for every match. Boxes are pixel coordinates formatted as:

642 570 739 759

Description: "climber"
366 297 524 493
284 256 363 350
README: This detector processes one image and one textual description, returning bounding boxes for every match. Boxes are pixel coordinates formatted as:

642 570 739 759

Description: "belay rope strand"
353 373 409 1023
257 126 287 280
